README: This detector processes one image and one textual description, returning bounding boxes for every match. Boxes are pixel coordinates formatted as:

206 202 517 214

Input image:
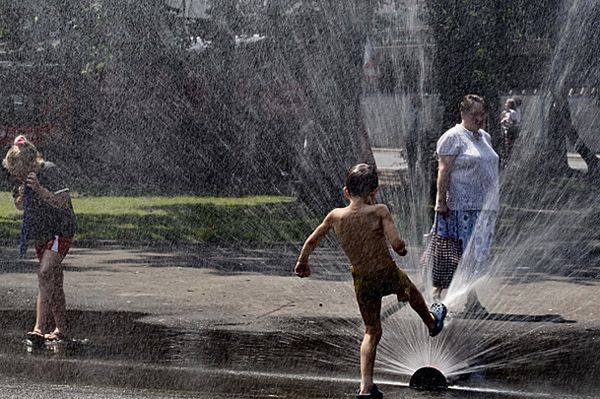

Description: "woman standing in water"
430 94 499 315
3 136 76 344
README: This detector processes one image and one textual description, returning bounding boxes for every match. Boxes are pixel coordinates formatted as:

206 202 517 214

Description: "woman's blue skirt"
431 210 497 275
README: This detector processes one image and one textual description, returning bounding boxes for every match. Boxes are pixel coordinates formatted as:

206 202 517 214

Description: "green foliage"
425 0 561 129
0 0 117 84
0 193 317 244
502 0 561 42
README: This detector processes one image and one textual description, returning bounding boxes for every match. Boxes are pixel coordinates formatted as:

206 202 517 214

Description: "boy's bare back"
328 203 405 273
295 164 407 280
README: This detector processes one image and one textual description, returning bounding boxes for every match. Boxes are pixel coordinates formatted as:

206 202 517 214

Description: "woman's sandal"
429 303 447 337
355 384 384 399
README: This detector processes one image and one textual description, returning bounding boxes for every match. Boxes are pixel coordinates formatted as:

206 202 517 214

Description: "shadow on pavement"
459 312 577 323
78 245 352 281
0 308 365 396
0 309 180 363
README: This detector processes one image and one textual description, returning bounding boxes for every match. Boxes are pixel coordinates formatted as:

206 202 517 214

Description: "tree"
2 1 378 198
543 0 600 179
426 1 512 136
274 1 376 211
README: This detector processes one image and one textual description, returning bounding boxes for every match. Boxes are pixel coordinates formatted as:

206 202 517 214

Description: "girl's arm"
13 184 25 210
26 172 70 210
295 211 335 278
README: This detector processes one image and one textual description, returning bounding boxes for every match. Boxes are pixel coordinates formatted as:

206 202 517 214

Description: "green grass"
0 192 318 244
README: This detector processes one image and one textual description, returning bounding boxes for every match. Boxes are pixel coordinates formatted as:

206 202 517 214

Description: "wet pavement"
2 374 591 399
0 244 599 398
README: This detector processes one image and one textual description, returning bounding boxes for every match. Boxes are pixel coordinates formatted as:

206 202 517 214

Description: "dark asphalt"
0 244 599 398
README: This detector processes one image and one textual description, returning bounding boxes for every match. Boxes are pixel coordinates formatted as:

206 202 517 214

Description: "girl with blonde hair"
3 135 76 345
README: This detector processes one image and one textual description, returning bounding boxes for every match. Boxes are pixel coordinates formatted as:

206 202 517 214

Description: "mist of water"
3 1 599 396
360 0 600 392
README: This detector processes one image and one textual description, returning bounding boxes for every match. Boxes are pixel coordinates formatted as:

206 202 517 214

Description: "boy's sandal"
355 384 384 399
429 303 447 337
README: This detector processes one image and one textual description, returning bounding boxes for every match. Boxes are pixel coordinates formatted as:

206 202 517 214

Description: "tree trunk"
289 1 376 212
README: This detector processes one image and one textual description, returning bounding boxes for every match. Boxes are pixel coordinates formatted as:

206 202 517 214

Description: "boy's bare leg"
358 299 383 395
38 250 67 337
399 282 436 332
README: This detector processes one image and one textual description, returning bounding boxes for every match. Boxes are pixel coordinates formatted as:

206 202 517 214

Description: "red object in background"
0 124 59 146
0 63 70 147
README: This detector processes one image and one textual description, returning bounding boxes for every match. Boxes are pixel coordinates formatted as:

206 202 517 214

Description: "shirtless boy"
295 163 446 399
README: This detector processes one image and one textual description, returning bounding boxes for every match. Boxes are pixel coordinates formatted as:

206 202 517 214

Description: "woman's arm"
435 155 456 217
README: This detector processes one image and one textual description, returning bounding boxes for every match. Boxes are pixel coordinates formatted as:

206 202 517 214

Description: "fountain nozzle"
409 366 448 391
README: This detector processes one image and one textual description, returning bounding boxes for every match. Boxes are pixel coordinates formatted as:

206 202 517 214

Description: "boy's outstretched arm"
380 205 407 256
295 211 335 278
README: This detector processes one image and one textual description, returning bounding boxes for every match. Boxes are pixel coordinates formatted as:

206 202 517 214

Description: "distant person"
2 135 76 346
500 97 521 167
513 96 523 125
295 163 446 398
431 94 499 315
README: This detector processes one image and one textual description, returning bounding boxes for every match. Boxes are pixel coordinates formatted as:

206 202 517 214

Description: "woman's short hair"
459 94 485 113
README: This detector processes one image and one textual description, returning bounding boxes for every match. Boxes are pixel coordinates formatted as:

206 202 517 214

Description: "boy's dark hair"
345 163 378 197
459 94 485 113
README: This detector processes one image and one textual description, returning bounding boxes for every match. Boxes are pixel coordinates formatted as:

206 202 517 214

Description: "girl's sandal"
44 332 67 342
26 331 45 347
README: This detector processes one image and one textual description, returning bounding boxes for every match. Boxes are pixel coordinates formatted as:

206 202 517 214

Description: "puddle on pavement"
0 309 597 399
0 309 359 373
0 309 178 362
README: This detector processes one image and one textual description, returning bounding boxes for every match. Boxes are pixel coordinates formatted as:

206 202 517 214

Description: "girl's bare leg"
32 290 48 334
36 250 67 337
51 261 67 335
